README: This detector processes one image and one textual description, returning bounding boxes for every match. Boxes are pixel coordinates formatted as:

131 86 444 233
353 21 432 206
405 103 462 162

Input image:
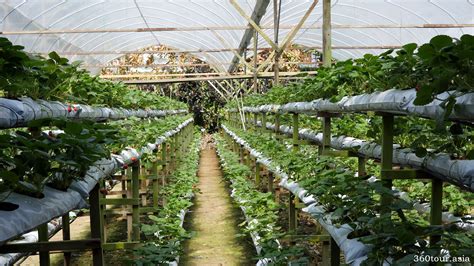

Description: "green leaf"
413 85 434 105
466 150 474 160
414 147 427 158
449 123 463 135
402 43 417 55
417 44 436 60
64 122 84 135
48 51 62 63
430 35 453 50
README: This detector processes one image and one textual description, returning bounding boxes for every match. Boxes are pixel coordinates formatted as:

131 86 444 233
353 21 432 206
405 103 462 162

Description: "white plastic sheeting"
0 97 188 129
0 1 472 72
238 89 474 123
253 120 474 192
0 118 193 247
222 125 369 265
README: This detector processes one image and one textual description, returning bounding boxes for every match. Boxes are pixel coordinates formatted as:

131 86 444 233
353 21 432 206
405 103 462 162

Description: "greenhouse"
0 0 473 265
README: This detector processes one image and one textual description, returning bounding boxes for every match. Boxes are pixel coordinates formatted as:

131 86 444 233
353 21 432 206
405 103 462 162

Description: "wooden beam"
104 71 316 80
252 30 259 92
230 0 278 50
0 239 101 253
1 23 472 35
38 45 403 57
122 71 315 84
84 61 315 69
279 0 319 52
228 0 270 72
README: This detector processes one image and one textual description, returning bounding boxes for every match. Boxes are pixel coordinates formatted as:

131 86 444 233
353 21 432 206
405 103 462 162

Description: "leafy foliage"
224 123 473 264
134 131 200 264
0 37 186 110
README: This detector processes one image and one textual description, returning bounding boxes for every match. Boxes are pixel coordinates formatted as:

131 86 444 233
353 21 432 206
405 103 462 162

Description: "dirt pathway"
181 147 253 265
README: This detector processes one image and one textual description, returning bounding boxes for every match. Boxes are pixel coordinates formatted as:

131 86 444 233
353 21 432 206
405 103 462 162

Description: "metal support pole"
38 223 49 266
89 184 104 266
322 0 332 67
430 178 443 245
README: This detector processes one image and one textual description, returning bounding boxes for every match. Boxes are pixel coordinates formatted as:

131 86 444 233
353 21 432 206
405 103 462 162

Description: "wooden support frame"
381 114 394 210
89 184 105 266
37 223 49 266
0 239 101 253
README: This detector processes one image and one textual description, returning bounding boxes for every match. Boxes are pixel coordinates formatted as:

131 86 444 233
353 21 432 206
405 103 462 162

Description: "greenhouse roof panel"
0 0 472 71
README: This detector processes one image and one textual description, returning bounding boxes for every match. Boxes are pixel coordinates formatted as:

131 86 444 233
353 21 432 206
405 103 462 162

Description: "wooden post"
253 31 259 92
38 223 49 266
275 113 281 138
430 178 443 245
322 0 332 67
262 112 267 134
321 116 331 154
358 157 366 177
152 161 159 209
289 113 299 233
381 114 394 210
62 213 71 265
254 113 258 130
126 168 132 241
267 172 274 194
89 184 104 266
161 142 168 187
131 162 140 241
255 161 261 187
273 0 280 85
292 113 299 151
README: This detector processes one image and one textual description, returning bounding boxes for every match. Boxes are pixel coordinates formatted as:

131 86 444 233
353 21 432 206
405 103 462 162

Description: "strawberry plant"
224 123 473 264
133 130 199 264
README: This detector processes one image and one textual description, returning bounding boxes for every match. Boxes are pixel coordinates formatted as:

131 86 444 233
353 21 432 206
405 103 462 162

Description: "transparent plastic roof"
1 0 472 73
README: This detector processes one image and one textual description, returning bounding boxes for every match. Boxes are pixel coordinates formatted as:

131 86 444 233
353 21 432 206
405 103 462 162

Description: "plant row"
223 123 473 265
230 34 473 109
249 118 473 213
0 37 186 110
214 134 302 264
0 115 191 204
134 130 200 264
